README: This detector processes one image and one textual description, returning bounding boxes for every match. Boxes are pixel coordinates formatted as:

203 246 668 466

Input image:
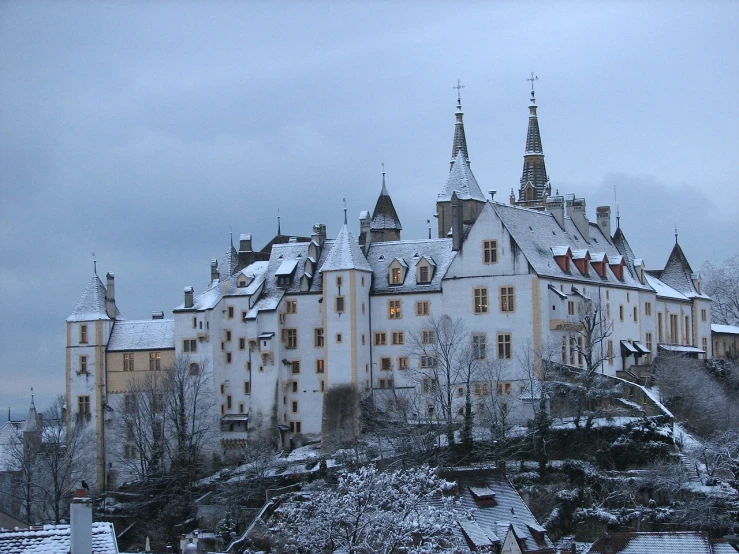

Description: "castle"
66 86 712 487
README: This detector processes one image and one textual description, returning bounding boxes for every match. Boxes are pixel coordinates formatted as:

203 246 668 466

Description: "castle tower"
66 270 117 488
436 89 486 239
516 79 551 209
361 169 402 250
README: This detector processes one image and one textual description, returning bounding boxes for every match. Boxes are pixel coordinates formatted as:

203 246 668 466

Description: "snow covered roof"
107 320 175 351
712 324 739 335
644 273 689 301
370 179 402 231
491 202 649 289
174 262 269 312
612 226 636 267
658 344 705 354
275 259 298 276
67 274 117 322
438 150 486 202
0 522 119 554
367 239 455 294
659 243 709 299
583 531 713 554
320 225 372 272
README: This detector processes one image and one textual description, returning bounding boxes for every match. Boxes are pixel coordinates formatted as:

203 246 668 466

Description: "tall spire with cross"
450 79 469 168
518 72 550 205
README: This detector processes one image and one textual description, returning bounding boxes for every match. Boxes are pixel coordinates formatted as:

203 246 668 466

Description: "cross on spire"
527 72 538 93
453 79 465 108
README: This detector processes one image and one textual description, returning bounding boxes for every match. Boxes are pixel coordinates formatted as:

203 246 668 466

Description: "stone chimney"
70 489 92 554
596 206 611 242
184 287 194 309
105 273 116 319
358 211 371 253
546 196 565 229
451 192 464 252
312 223 327 248
210 259 219 282
238 233 253 253
566 196 590 243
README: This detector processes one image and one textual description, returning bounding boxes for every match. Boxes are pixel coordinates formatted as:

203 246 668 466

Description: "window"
336 333 343 343
335 296 345 313
149 352 161 371
226 395 232 409
78 395 91 416
189 362 200 375
289 421 302 433
124 394 135 413
124 444 136 459
314 328 324 347
220 383 225 394
380 357 392 371
362 334 366 345
422 377 438 393
658 313 664 342
80 325 88 344
242 311 248 322
701 309 707 322
568 301 575 316
570 338 576 365
646 333 653 364
504 383 512 395
291 361 300 374
500 287 515 312
379 378 394 389
497 333 512 359
239 403 244 414
607 304 611 320
418 265 430 284
151 393 164 413
79 355 88 374
225 330 232 342
123 352 134 372
416 301 430 316
392 331 405 345
390 267 402 285
244 381 251 394
183 339 197 352
316 359 325 373
472 334 487 360
702 337 708 358
457 386 465 397
321 380 325 392
561 337 567 363
239 337 246 350
389 300 402 319
226 352 232 364
633 306 638 322
577 337 584 367
192 317 197 329
291 381 298 393
645 302 652 316
685 316 691 344
474 287 489 314
292 400 298 413
420 355 437 368
286 300 297 314
607 340 614 365
375 332 387 346
483 240 498 264
285 329 298 349
669 314 679 343
619 305 624 322
474 382 490 396
626 293 630 303
398 357 409 370
227 306 234 319
261 352 272 366
336 276 343 287
421 330 436 344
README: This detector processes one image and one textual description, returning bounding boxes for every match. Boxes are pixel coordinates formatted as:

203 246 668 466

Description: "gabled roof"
0 522 119 554
67 274 115 322
370 177 402 231
612 226 636 267
438 150 486 203
320 225 372 272
712 324 739 335
583 531 713 554
174 261 269 311
107 320 175 351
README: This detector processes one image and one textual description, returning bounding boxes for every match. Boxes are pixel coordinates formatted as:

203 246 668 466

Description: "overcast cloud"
1 1 737 418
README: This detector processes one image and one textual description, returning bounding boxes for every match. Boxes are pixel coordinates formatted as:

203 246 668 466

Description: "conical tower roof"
439 150 486 202
370 173 402 231
67 273 112 322
450 99 469 166
320 225 372 272
22 396 39 433
661 241 699 296
518 90 550 201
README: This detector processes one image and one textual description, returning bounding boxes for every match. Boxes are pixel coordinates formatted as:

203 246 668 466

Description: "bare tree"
701 255 739 326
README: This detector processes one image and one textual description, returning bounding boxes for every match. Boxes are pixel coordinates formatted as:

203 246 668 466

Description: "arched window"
189 362 200 376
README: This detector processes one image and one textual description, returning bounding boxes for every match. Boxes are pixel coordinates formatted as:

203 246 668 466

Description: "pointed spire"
518 73 549 203
450 80 469 168
320 225 372 272
371 168 402 232
343 198 347 225
67 272 112 322
277 209 281 236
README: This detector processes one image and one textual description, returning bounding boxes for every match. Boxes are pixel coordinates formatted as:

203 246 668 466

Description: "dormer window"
388 258 408 286
572 250 591 276
590 253 607 278
276 259 298 288
552 246 572 273
416 256 435 284
608 255 625 281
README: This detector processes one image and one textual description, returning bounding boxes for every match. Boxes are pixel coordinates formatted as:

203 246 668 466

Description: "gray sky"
1 1 737 418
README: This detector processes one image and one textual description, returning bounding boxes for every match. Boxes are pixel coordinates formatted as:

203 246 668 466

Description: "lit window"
316 359 325 373
474 287 488 314
472 334 487 359
398 357 409 370
284 329 298 349
416 301 430 316
123 353 134 372
149 352 161 371
314 328 324 347
483 240 498 264
497 333 512 359
375 332 387 346
500 286 515 312
392 331 404 345
389 300 402 319
390 267 402 285
80 325 88 344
